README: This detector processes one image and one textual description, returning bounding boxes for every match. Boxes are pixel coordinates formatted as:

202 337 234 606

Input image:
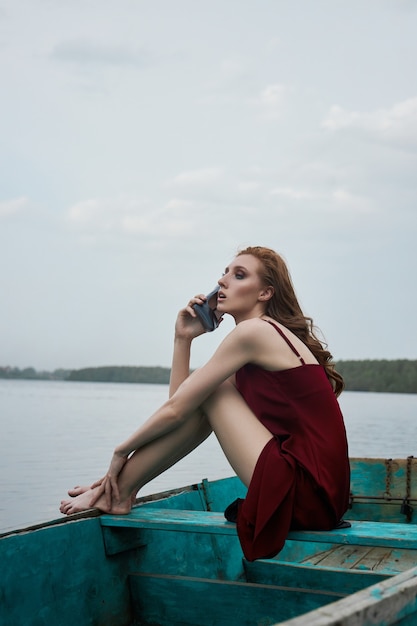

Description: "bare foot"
59 485 132 516
68 485 90 497
68 485 137 505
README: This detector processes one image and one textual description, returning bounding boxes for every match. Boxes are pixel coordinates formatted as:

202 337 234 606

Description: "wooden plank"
287 521 417 550
278 540 338 565
296 543 413 576
100 507 236 534
347 500 416 523
298 545 344 566
0 518 133 626
101 508 417 551
371 547 417 575
350 457 417 501
279 540 417 577
276 565 417 626
106 528 245 581
354 546 392 571
101 526 147 556
244 559 387 596
129 572 345 626
307 544 373 569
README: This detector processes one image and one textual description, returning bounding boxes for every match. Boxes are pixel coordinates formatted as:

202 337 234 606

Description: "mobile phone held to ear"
193 285 223 332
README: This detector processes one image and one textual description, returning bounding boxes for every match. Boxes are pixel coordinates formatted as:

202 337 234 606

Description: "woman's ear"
259 286 274 302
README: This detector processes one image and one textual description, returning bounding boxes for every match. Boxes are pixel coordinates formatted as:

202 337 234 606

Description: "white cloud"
219 57 247 80
331 188 374 214
51 39 149 69
67 198 101 224
164 198 194 210
66 195 194 240
264 37 281 54
121 214 191 237
322 97 417 147
256 83 289 120
237 181 261 194
0 196 28 218
200 55 252 103
270 186 315 201
269 185 374 216
169 168 224 187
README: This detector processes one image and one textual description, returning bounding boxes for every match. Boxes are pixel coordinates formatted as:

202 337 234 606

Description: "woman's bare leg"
60 382 273 515
202 381 273 487
60 411 212 515
110 381 272 497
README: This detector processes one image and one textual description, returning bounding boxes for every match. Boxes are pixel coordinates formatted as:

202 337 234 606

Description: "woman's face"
216 254 268 322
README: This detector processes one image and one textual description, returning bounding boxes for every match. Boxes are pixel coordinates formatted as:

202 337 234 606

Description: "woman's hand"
174 295 208 341
89 450 129 509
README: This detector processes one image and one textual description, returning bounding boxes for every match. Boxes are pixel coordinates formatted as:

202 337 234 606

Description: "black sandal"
224 498 244 523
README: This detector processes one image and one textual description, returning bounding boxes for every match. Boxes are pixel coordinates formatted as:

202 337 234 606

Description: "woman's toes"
68 485 88 497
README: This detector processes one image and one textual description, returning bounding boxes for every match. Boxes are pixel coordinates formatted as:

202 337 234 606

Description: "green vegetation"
67 366 171 384
336 360 417 394
1 360 416 393
0 367 70 380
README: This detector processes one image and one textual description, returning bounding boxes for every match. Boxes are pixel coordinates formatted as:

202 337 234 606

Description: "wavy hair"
238 246 344 397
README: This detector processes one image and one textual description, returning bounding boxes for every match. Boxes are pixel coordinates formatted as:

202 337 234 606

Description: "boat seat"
128 566 417 626
100 507 417 551
128 571 347 625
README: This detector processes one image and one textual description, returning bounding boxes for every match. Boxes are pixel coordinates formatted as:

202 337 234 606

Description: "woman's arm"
115 319 262 457
168 295 208 397
89 296 213 505
169 336 192 398
92 318 272 506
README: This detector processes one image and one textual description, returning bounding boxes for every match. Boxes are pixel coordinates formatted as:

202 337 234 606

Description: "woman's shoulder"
233 317 270 335
235 317 281 333
231 318 316 370
230 318 277 347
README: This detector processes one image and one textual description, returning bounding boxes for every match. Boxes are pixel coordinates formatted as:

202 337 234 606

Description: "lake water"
1 379 416 533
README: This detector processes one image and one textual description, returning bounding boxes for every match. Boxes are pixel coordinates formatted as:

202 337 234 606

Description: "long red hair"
238 246 344 397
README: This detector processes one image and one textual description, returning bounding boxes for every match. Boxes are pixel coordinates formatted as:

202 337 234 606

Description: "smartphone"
193 285 223 332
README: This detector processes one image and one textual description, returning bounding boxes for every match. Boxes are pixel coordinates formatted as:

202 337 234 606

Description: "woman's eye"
235 273 245 280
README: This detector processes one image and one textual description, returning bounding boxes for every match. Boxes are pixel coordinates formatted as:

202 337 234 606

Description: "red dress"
233 322 350 561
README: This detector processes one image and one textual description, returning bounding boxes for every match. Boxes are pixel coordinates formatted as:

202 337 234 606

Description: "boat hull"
1 457 417 626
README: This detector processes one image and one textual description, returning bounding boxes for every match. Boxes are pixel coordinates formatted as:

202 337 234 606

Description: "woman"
60 246 350 561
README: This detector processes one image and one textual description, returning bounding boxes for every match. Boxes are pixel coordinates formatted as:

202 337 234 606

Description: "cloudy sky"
1 0 416 372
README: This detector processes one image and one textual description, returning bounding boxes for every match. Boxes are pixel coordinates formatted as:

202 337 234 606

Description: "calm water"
1 379 416 533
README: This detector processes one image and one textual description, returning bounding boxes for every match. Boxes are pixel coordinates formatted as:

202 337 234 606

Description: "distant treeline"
1 360 417 393
67 366 171 385
0 367 70 381
336 360 417 394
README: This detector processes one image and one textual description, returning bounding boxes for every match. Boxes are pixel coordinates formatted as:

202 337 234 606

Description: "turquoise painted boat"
1 457 417 626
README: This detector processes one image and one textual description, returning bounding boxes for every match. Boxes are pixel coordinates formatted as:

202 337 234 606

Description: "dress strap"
265 320 306 365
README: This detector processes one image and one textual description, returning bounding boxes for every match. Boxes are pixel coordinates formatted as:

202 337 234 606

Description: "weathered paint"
2 457 417 626
130 572 345 625
0 517 134 626
277 565 417 626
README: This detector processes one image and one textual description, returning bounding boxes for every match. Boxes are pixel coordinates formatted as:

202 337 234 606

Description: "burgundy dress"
233 322 350 561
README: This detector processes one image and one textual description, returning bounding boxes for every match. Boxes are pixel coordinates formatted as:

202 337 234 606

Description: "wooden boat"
1 456 417 626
